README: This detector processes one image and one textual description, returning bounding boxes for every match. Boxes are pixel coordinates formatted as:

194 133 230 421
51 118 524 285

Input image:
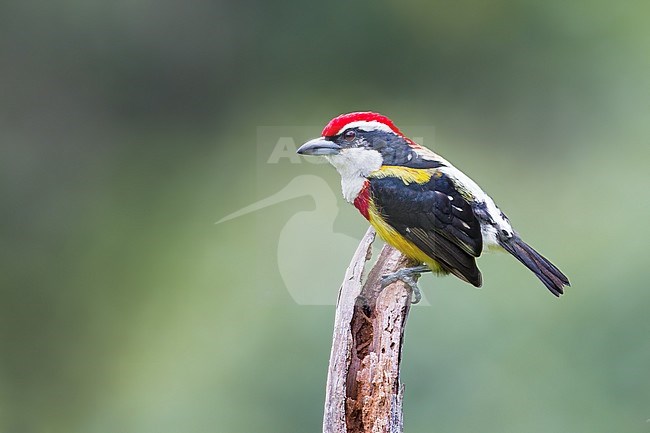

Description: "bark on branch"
323 227 419 433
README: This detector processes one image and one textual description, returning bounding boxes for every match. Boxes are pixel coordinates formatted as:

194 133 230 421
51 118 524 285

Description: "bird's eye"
343 130 356 141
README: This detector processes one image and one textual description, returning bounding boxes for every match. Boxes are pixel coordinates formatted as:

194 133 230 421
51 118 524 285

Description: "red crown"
321 112 403 137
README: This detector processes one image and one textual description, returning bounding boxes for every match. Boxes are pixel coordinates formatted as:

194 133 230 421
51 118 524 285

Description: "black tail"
500 236 570 297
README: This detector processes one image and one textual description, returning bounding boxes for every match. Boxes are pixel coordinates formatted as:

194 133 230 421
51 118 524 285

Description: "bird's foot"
380 265 430 304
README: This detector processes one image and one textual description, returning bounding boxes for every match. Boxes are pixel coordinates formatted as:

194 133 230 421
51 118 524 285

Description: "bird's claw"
381 268 423 304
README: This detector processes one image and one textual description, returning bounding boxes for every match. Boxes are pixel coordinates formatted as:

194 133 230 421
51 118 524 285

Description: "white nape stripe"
335 120 395 136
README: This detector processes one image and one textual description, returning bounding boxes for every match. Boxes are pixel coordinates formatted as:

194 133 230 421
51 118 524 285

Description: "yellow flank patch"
367 204 444 273
370 166 432 184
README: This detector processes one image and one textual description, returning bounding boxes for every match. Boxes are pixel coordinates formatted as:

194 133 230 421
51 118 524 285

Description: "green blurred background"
2 1 650 432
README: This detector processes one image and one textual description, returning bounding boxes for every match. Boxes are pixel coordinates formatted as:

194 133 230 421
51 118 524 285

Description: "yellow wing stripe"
369 166 432 184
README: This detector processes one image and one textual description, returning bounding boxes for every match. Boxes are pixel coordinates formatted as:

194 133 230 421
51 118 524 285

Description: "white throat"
326 148 383 203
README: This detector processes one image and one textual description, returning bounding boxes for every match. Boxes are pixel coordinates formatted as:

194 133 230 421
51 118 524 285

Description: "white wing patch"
438 164 513 249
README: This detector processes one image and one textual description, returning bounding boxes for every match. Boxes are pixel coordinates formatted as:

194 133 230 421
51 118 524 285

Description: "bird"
296 111 569 303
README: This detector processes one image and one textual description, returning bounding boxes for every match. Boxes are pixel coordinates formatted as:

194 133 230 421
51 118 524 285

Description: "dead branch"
323 227 419 433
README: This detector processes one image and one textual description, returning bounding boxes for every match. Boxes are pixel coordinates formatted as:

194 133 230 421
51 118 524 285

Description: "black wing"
369 173 483 286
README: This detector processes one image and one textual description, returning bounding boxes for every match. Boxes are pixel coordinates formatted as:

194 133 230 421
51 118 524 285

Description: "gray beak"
296 137 341 156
